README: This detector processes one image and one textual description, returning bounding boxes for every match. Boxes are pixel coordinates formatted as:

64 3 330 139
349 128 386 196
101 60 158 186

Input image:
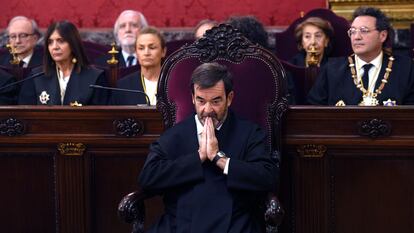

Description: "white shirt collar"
121 50 136 66
355 51 383 71
21 53 33 68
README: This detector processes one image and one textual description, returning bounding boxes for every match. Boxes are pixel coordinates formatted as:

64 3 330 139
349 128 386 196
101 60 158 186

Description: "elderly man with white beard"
94 10 148 68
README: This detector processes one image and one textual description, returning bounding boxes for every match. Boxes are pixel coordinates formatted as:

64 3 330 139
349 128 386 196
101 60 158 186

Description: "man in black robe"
139 62 278 233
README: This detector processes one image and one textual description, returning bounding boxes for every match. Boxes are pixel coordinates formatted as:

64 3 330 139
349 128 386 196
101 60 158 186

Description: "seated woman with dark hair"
111 26 166 105
18 20 109 105
290 17 334 67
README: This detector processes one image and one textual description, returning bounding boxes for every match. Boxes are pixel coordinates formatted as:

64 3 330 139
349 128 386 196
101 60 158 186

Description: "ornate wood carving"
157 24 287 154
113 118 144 137
57 143 86 156
297 144 327 158
358 118 391 138
0 117 25 136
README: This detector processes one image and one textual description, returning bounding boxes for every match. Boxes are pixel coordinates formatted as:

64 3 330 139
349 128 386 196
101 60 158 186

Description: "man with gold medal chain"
307 6 414 106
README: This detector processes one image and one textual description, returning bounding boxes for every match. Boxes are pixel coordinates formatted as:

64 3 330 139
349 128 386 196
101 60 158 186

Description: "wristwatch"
212 151 227 164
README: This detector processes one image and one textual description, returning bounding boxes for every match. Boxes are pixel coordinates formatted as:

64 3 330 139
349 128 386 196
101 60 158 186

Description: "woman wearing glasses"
290 17 334 68
18 20 109 105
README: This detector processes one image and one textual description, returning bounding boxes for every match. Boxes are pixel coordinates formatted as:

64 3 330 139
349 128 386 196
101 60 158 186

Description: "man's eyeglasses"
347 27 377 37
8 33 35 41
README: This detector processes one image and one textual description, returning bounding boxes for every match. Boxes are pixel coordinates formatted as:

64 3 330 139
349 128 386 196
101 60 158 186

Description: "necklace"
348 54 394 106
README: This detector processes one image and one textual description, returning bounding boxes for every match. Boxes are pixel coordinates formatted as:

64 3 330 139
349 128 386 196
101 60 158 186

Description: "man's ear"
379 30 388 43
227 91 234 107
192 94 195 105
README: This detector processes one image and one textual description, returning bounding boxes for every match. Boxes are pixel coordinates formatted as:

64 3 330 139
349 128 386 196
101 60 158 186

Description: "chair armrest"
265 193 285 232
118 191 151 233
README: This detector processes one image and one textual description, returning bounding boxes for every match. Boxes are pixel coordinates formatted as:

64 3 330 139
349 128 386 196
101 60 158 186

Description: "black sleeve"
0 71 17 105
226 126 279 192
307 65 329 105
17 76 37 105
90 71 110 105
138 140 204 193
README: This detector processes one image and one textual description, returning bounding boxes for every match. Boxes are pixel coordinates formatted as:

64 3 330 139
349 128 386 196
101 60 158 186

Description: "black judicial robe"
139 111 279 233
0 45 43 68
0 69 17 105
18 66 109 105
110 71 148 105
307 54 414 105
289 51 329 68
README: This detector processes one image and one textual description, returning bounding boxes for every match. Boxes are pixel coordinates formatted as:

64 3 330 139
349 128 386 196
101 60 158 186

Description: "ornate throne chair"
118 24 288 233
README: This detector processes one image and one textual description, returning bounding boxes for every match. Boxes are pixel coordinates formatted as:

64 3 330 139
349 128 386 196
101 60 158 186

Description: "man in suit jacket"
308 6 414 106
0 16 42 68
94 10 148 67
139 63 278 233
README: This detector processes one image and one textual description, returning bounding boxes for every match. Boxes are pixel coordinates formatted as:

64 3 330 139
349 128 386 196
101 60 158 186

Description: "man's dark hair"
43 20 89 75
225 16 269 49
352 6 393 48
191 63 233 96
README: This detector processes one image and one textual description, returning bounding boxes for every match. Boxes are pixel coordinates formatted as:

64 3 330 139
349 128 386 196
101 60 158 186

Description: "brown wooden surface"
0 106 163 233
280 106 414 233
1 106 414 233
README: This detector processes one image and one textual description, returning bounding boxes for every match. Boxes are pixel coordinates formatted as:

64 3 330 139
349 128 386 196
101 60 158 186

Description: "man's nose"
125 24 132 32
353 31 363 39
204 102 213 113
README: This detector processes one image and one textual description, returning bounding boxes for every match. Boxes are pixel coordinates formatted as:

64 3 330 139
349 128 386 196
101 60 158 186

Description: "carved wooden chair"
117 24 288 233
165 39 194 59
82 40 111 62
274 8 352 61
280 60 320 104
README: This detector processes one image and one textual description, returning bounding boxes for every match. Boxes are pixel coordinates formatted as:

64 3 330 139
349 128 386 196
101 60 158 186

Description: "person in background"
111 26 166 105
225 15 269 49
94 10 148 67
308 6 414 106
194 19 217 39
18 20 109 105
0 16 43 68
290 17 334 67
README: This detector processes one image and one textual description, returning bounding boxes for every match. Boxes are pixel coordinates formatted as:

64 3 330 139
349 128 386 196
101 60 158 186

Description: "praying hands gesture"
198 117 219 163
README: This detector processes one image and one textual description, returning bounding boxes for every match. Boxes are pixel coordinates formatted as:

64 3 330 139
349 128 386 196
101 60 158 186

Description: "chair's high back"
165 39 194 59
274 8 352 61
93 64 140 88
280 60 320 104
157 24 288 151
82 41 111 62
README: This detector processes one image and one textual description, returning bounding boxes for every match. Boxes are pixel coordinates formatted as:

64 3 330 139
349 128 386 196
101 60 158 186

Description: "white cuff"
223 158 230 175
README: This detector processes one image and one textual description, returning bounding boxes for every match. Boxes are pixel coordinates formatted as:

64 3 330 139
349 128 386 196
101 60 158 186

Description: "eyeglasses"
347 27 377 37
8 33 35 41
